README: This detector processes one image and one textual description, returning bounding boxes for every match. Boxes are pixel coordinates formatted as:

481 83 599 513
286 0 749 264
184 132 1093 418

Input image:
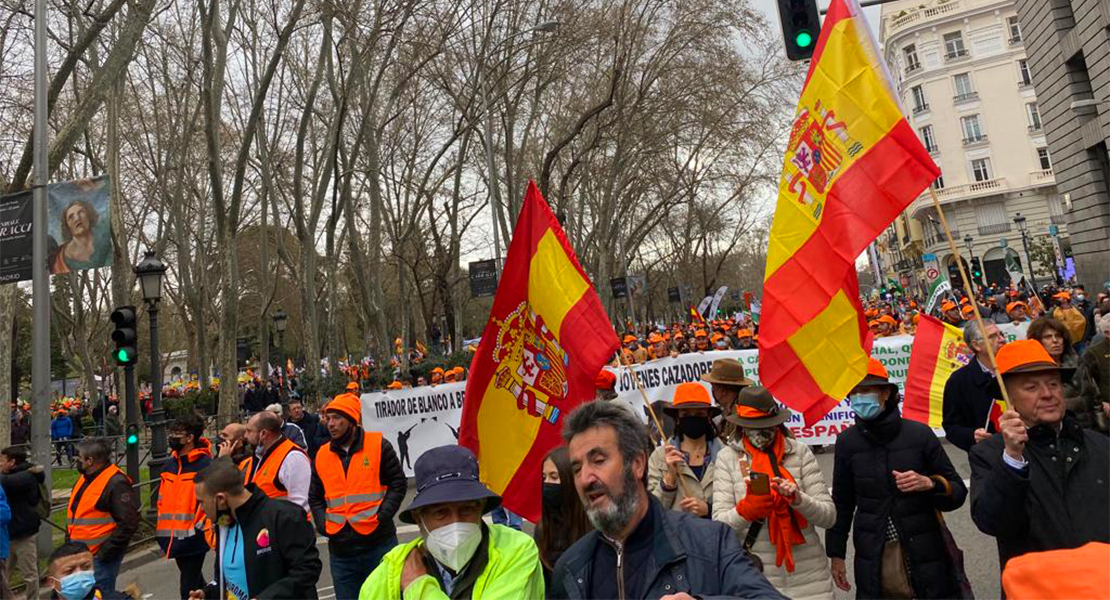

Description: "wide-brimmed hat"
725 386 792 428
987 339 1075 398
851 358 900 397
700 358 754 387
399 445 501 524
662 382 721 418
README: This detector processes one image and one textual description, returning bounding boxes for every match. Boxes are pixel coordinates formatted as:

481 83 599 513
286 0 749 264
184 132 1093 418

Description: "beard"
582 463 641 537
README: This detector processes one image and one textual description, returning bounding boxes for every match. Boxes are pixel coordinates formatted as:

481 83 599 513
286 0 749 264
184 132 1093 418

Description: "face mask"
678 416 713 440
168 437 185 453
422 520 482 572
850 392 883 420
75 462 86 476
57 570 95 600
744 428 776 450
542 482 562 514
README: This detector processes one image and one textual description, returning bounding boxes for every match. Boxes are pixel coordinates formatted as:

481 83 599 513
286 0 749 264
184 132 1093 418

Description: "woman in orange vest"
156 414 213 599
66 439 138 592
308 394 407 600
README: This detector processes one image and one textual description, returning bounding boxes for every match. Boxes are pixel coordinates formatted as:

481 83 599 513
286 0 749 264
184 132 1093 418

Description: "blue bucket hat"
399 445 502 524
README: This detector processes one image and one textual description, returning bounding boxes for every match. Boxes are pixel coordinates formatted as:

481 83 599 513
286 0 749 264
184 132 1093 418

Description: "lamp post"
1013 213 1038 291
272 309 288 400
963 234 979 288
134 250 166 519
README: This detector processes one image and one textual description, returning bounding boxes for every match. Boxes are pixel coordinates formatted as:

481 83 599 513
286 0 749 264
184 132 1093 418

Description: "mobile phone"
748 472 770 495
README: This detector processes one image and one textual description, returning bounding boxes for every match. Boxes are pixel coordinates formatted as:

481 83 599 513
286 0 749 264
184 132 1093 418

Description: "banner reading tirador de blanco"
362 321 1029 476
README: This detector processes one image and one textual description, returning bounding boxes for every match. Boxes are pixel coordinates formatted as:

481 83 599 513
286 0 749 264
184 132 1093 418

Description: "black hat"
399 445 501 524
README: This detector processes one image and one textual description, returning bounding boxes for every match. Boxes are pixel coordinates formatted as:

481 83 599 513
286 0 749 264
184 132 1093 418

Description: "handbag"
937 512 976 599
880 540 915 600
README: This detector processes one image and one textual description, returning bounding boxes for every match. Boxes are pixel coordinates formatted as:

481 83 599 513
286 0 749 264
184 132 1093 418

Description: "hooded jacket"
358 523 544 600
157 438 213 558
0 461 44 540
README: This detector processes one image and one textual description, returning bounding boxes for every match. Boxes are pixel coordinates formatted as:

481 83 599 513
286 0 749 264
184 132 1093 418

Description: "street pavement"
120 441 1001 599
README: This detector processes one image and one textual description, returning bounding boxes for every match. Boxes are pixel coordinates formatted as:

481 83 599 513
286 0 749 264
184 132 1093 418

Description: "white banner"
359 322 1030 473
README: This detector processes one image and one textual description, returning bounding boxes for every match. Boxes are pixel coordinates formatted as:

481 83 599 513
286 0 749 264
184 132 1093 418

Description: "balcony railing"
1009 35 1023 46
953 91 979 103
978 222 1012 235
1030 168 1055 185
925 144 939 154
912 103 930 116
1028 123 1042 133
962 134 988 147
945 48 969 61
905 62 923 75
1050 213 1067 225
886 0 961 36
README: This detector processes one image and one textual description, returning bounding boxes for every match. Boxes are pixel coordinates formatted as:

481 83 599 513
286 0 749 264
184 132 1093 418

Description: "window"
961 114 985 143
1048 195 1066 223
971 158 992 182
911 86 928 112
953 73 976 101
1027 103 1042 131
920 125 938 152
974 200 1010 234
932 174 946 190
1007 16 1023 43
904 44 921 72
1038 147 1053 170
944 32 968 59
1019 60 1032 86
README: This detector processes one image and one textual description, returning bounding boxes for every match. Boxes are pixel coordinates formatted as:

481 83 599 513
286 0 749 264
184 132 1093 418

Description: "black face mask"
678 416 713 440
168 437 185 453
75 462 86 475
541 482 562 514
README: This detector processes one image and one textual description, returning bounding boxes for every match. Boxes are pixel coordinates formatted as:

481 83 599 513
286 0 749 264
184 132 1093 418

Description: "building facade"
1015 0 1110 289
876 0 1070 295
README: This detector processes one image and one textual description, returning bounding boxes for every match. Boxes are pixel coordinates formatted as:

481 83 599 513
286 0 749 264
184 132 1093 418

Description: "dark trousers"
175 553 208 599
329 536 398 600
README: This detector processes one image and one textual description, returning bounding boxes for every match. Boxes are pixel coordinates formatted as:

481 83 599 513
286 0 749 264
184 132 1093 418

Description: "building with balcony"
877 0 1070 292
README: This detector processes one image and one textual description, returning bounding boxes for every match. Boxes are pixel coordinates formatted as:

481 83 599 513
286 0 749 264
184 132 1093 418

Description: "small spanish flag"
459 181 619 522
689 305 706 325
904 315 971 427
988 399 1008 430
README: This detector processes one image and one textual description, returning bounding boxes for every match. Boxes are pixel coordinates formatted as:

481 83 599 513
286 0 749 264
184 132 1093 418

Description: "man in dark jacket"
68 439 139 593
1 446 42 600
287 398 321 457
308 394 406 600
943 320 1007 451
192 457 321 600
551 401 781 600
970 340 1110 566
828 359 967 599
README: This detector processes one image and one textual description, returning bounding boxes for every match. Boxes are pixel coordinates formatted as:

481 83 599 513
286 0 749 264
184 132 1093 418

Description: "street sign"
468 260 499 298
1048 224 1059 236
610 277 628 299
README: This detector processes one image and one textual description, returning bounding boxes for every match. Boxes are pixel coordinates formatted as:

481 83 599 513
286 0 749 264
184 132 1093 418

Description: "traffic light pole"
124 363 140 484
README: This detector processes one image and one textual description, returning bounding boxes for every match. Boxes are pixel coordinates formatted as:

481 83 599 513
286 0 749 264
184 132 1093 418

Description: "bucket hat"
987 339 1074 398
662 382 721 418
399 445 501 524
700 358 754 387
724 386 791 428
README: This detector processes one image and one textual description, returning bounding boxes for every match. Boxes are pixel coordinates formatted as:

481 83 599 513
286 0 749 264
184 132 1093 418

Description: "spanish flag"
904 315 971 427
758 0 940 425
689 305 706 325
460 181 619 522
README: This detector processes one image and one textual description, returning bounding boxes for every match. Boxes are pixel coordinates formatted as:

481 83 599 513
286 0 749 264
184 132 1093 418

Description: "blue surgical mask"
849 392 883 420
58 570 96 600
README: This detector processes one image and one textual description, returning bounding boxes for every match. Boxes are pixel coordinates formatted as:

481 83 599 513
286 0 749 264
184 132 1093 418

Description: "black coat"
290 412 321 457
942 359 997 452
0 462 43 540
826 402 967 599
204 489 322 600
549 495 783 600
970 415 1110 565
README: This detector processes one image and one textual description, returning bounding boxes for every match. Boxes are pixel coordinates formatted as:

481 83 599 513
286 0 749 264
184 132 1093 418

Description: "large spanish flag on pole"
759 0 940 425
460 181 619 522
903 315 971 427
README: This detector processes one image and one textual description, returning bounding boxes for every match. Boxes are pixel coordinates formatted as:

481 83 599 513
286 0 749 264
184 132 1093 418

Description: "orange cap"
694 329 707 337
623 335 637 343
868 320 880 328
867 357 890 380
710 333 724 342
994 339 1059 376
648 333 664 344
671 381 713 408
961 304 975 315
326 393 362 424
1006 301 1028 314
387 381 403 390
1053 291 1071 301
878 315 897 326
736 328 752 338
431 367 445 375
941 301 957 312
346 381 359 391
595 369 616 390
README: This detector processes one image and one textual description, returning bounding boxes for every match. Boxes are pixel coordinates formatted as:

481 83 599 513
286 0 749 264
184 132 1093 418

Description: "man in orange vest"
308 394 407 600
244 411 310 512
66 439 138 592
156 414 213 599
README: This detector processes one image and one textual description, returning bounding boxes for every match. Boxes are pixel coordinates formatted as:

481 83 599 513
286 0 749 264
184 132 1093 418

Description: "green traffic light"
796 31 814 48
117 349 131 363
127 434 138 445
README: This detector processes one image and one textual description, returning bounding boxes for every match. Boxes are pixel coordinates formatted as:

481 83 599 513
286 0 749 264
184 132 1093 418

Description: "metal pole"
146 302 165 520
277 331 285 402
1019 229 1039 291
124 363 139 483
31 0 53 559
964 238 979 289
479 64 503 266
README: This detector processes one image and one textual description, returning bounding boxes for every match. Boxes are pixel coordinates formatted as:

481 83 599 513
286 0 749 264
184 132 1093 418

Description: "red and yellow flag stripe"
904 315 970 427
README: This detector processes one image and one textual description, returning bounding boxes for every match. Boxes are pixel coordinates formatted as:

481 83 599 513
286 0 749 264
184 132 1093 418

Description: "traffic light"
971 257 983 280
776 0 822 61
110 306 138 366
125 423 139 447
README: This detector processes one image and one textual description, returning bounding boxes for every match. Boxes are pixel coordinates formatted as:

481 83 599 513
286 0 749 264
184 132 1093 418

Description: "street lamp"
133 250 166 519
1013 212 1038 291
272 309 288 399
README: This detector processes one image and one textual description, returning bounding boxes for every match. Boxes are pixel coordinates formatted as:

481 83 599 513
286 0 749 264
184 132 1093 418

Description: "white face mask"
421 520 482 572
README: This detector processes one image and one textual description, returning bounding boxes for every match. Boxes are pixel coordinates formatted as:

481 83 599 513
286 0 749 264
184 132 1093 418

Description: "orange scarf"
742 432 808 572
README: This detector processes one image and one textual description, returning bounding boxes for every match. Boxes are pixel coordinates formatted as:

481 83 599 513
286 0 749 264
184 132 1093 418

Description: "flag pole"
619 352 695 498
927 188 1012 427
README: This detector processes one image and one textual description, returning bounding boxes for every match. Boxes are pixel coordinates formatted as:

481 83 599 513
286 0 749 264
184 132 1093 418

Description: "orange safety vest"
67 464 128 554
156 442 213 557
315 431 387 536
238 456 255 485
251 438 303 499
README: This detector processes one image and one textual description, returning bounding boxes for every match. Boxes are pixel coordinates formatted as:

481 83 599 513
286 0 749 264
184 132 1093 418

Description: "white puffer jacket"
712 437 837 600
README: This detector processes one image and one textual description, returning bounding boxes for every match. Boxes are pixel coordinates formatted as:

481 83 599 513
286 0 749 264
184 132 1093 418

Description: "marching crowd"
0 283 1104 599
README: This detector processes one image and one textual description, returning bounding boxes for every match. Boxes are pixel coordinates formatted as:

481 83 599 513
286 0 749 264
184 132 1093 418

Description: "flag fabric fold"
459 180 619 522
758 0 940 425
903 315 971 427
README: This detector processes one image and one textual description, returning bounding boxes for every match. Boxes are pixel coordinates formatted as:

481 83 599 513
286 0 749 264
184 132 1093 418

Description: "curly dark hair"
1026 317 1072 354
59 199 99 242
